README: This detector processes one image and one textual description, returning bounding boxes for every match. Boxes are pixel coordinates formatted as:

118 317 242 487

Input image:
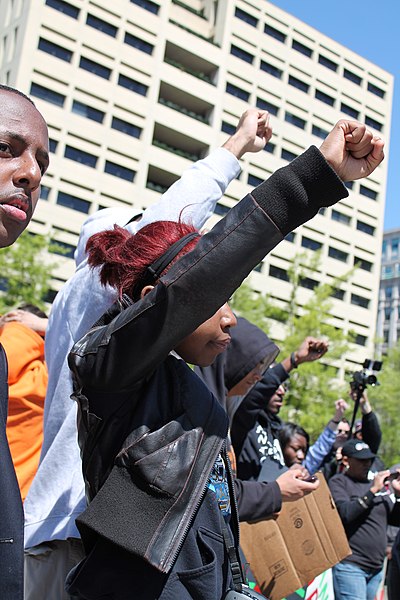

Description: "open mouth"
1 196 29 221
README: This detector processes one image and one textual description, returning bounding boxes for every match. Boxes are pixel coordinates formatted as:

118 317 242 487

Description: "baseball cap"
342 439 375 460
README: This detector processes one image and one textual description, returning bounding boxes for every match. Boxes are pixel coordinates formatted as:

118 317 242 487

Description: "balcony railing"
164 57 214 85
159 97 208 123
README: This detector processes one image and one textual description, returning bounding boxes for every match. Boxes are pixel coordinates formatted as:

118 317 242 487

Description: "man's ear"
140 285 154 299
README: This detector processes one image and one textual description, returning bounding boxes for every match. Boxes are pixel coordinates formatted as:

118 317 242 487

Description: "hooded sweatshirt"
24 148 242 548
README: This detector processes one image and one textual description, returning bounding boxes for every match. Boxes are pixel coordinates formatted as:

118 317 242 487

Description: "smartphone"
303 475 317 483
384 472 399 483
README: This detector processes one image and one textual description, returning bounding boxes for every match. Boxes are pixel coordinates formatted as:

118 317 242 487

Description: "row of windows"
46 0 159 21
228 54 384 133
234 7 386 100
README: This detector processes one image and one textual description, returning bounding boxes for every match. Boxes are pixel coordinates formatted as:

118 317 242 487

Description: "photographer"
328 440 400 600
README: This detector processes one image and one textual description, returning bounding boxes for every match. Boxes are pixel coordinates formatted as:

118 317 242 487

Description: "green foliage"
368 343 400 467
0 232 60 313
231 252 355 442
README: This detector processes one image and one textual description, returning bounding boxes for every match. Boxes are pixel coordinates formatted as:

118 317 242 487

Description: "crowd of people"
1 83 398 600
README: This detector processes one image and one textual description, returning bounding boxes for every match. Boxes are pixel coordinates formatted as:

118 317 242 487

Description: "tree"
368 342 400 467
0 232 61 313
231 252 356 441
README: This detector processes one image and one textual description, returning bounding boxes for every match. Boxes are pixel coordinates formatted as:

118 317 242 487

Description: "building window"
214 203 230 216
72 100 105 123
221 121 235 135
392 239 399 257
343 68 362 85
301 236 322 251
285 111 306 129
86 14 118 37
285 232 295 243
328 246 348 262
248 174 263 187
45 0 80 18
226 82 249 101
111 116 141 138
40 185 51 200
256 97 279 116
264 23 286 43
124 32 153 55
345 181 354 190
384 306 391 320
260 60 283 79
130 0 159 15
79 56 111 80
300 276 318 290
104 160 136 182
365 116 383 132
292 39 312 57
354 257 372 272
288 75 309 93
118 74 148 96
356 220 375 236
386 286 393 299
50 239 76 258
360 185 378 201
264 143 275 154
57 191 90 213
312 124 329 139
269 265 289 281
341 103 359 119
281 148 298 162
38 38 72 62
331 209 351 225
30 82 65 107
235 7 258 27
315 89 335 106
64 145 98 168
230 44 254 64
351 293 370 309
318 54 338 71
354 334 367 346
331 288 345 301
368 82 385 98
49 139 58 153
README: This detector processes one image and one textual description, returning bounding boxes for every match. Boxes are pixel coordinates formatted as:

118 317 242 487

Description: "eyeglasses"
337 428 350 435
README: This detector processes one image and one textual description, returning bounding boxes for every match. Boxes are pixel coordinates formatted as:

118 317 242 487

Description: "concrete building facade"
0 0 393 371
377 228 400 355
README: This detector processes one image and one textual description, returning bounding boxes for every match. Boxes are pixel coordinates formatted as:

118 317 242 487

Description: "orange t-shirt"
1 322 47 501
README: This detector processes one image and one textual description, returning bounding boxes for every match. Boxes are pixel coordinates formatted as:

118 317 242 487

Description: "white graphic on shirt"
256 424 285 466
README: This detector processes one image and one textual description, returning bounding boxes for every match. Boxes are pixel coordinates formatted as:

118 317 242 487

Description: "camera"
350 359 382 394
224 585 268 599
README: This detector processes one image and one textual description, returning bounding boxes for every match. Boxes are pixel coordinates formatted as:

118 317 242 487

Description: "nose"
296 448 306 460
220 303 237 330
14 152 42 192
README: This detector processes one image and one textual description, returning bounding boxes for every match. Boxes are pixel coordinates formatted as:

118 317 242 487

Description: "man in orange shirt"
0 305 48 500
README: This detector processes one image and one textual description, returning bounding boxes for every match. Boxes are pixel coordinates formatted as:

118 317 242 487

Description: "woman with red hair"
67 119 384 599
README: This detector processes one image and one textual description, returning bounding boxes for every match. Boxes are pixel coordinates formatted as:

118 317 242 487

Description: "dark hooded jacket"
232 363 290 483
195 317 283 520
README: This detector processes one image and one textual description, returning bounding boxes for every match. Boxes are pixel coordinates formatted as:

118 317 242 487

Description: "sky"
271 0 399 231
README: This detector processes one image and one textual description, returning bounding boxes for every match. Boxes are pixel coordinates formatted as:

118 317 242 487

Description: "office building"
376 228 400 354
0 0 393 371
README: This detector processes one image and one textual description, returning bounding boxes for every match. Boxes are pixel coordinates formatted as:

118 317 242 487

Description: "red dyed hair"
86 220 199 299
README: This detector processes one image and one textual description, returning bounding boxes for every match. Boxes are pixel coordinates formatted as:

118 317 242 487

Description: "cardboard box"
240 473 351 600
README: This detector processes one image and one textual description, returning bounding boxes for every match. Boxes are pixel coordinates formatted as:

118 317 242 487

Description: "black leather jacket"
68 147 347 598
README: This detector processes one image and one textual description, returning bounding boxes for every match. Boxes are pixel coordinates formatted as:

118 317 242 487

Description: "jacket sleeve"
329 475 375 525
231 363 288 456
362 411 382 454
131 148 241 232
304 426 336 475
69 147 347 404
234 478 282 522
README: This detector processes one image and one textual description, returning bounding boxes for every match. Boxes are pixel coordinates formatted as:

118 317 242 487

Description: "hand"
319 120 384 181
294 337 329 365
359 390 372 415
370 470 391 495
389 471 400 497
223 109 272 159
0 309 48 334
333 399 349 422
276 468 319 502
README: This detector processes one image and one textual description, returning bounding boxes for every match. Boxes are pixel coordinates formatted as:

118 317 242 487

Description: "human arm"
279 337 329 373
134 109 272 232
234 478 282 521
0 309 48 336
359 391 382 454
69 120 383 400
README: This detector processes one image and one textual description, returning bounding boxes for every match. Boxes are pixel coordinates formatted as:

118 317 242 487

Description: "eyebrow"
3 130 50 164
